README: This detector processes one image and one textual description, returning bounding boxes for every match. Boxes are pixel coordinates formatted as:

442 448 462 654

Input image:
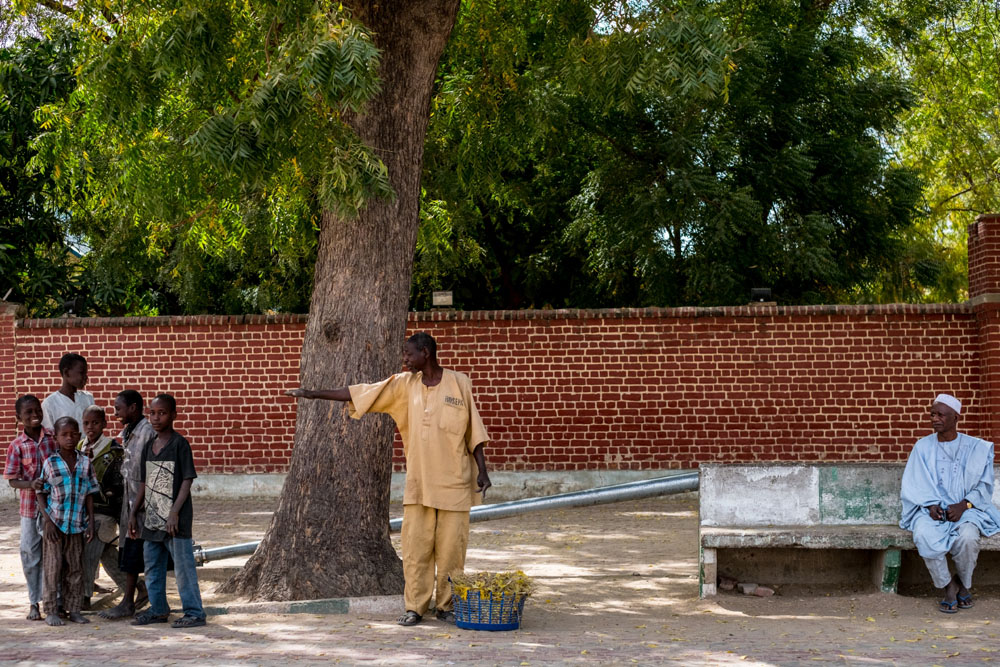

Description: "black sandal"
131 610 170 625
171 614 207 628
397 610 422 626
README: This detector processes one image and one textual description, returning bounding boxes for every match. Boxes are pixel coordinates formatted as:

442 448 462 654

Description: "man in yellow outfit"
286 332 491 626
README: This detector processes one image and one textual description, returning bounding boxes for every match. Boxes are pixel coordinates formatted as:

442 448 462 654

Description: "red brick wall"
6 305 984 473
416 306 981 469
13 315 305 473
969 213 1000 300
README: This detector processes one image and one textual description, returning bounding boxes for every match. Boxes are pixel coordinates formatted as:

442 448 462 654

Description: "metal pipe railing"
193 471 698 565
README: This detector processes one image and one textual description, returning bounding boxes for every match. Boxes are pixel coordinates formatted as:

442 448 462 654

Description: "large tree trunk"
221 0 460 600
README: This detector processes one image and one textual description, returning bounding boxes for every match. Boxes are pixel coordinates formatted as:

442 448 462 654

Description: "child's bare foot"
98 601 134 620
45 614 64 626
93 582 114 595
26 604 42 621
67 611 89 624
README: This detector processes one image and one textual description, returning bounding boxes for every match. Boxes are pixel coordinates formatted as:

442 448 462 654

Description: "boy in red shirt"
4 395 56 621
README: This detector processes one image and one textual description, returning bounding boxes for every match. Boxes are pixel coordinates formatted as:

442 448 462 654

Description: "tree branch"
935 185 974 207
37 0 75 18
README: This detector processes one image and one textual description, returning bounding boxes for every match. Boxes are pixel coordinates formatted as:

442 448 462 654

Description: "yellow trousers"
401 504 470 615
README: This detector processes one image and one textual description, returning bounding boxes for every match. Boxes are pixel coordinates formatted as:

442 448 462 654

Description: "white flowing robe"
900 433 1000 559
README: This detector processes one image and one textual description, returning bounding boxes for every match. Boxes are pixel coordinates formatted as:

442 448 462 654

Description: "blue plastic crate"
452 591 527 631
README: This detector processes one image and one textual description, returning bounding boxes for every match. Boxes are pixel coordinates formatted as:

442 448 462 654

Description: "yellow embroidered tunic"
348 369 488 511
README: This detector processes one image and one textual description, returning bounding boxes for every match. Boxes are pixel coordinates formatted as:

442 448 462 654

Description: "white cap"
933 393 962 415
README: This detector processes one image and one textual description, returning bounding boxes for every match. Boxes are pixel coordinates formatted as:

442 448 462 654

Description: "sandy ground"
2 493 1000 665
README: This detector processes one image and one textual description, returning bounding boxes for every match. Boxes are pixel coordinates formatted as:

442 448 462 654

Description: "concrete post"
700 546 718 597
0 302 18 439
870 548 901 594
969 213 1000 445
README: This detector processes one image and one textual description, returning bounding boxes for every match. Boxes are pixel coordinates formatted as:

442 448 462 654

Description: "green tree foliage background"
880 0 998 304
3 0 388 316
413 0 959 309
0 0 993 316
0 29 80 316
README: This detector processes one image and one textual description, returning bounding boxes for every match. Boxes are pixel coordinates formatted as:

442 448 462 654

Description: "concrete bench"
698 463 1000 596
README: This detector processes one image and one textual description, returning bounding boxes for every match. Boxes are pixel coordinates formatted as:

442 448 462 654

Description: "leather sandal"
131 610 170 625
397 610 421 626
171 614 207 628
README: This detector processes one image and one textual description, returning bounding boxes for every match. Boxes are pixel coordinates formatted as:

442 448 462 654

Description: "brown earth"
2 494 998 665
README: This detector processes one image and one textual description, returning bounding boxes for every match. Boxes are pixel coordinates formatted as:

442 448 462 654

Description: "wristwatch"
967 501 974 509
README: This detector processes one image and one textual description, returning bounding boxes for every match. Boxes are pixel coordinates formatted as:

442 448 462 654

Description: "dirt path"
2 494 997 665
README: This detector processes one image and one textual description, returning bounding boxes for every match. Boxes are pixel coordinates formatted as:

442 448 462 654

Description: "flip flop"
957 592 974 609
939 599 959 614
397 610 421 626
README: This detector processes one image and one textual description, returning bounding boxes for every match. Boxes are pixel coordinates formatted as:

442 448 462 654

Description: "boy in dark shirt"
127 394 206 628
78 404 126 608
99 389 151 620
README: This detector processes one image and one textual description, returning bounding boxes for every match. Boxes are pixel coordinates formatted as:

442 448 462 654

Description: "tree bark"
221 0 461 600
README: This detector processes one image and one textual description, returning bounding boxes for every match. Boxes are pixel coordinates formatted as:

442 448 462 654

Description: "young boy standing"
78 404 126 608
4 395 56 621
38 416 99 626
128 394 206 628
41 353 94 433
99 389 152 620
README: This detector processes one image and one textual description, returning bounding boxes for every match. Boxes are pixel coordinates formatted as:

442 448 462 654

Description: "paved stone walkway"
3 494 999 665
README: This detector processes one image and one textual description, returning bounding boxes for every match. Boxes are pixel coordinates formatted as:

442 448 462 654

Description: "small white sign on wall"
432 291 453 307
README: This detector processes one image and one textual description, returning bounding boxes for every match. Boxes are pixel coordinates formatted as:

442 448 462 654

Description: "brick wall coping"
16 313 310 328
14 302 972 329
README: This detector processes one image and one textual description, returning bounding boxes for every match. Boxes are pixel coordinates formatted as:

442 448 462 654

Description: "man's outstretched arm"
285 388 351 401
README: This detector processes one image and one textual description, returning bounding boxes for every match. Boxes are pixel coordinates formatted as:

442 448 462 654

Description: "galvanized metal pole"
193 471 698 565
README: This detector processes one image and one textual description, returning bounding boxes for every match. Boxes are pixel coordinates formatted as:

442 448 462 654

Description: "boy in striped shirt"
37 416 99 626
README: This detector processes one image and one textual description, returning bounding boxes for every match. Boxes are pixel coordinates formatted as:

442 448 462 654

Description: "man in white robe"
900 393 1000 613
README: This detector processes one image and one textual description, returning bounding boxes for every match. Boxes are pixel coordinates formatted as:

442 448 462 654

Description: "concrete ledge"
698 463 1000 597
203 595 402 617
191 474 288 499
701 525 1000 551
702 525 913 550
193 469 695 501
